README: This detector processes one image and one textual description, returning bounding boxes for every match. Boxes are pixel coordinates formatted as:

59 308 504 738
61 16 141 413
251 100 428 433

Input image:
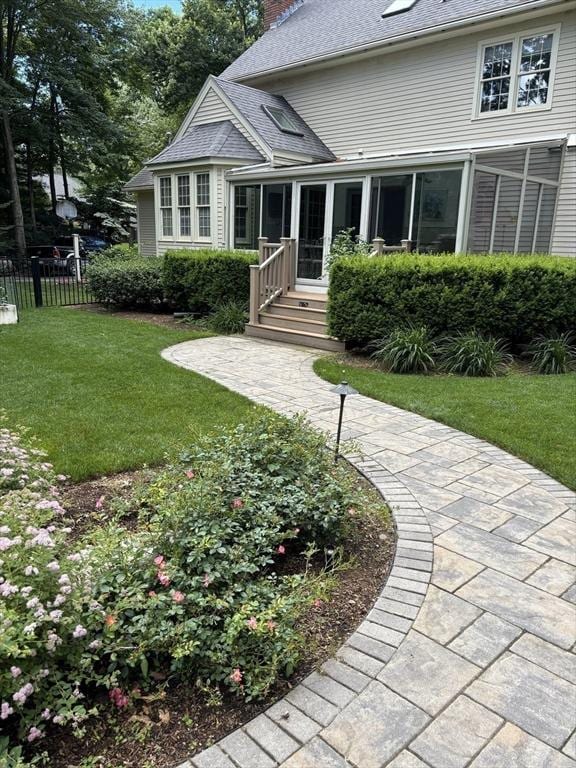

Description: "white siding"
193 88 258 148
551 147 576 256
255 11 576 157
136 191 156 256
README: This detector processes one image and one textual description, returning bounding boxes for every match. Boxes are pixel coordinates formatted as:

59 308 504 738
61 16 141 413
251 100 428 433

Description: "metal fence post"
30 257 43 307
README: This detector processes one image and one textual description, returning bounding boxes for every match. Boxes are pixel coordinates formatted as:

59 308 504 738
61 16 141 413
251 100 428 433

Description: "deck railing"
370 238 413 256
249 237 295 325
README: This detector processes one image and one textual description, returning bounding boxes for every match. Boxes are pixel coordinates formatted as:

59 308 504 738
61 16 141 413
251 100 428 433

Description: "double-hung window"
177 175 191 237
196 173 211 238
477 28 558 116
160 177 173 237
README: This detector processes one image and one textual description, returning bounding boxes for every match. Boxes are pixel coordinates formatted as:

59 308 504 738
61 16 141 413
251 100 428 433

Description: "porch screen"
262 184 292 242
468 144 562 253
234 185 261 250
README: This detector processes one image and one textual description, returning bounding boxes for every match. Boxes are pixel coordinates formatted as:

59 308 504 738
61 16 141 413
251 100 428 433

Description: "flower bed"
1 412 392 766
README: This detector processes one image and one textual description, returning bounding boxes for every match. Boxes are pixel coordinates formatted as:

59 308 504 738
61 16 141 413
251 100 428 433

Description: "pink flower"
202 573 213 588
1 702 13 719
108 687 129 708
41 708 51 720
27 726 43 742
246 616 258 630
313 598 323 609
277 545 286 555
231 498 244 509
148 590 157 598
72 625 87 639
266 620 277 632
172 590 185 604
185 470 195 479
157 571 171 587
10 666 21 679
230 668 243 685
153 555 165 568
95 495 105 510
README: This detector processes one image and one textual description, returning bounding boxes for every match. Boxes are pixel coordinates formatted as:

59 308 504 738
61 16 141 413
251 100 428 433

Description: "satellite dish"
56 199 78 220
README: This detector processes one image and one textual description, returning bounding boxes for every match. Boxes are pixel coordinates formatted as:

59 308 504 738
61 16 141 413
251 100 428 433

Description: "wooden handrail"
250 237 295 325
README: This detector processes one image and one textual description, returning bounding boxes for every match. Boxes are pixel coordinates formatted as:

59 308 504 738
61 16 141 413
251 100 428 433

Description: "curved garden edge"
162 339 435 768
162 335 576 768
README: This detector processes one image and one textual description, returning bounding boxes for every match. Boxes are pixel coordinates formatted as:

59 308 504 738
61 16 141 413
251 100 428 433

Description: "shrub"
328 253 576 347
89 243 139 262
163 249 257 314
370 326 436 373
528 332 576 374
208 300 248 334
327 228 372 270
439 332 512 377
87 257 164 308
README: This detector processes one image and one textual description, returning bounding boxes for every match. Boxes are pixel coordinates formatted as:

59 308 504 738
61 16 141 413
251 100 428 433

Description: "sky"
135 0 182 11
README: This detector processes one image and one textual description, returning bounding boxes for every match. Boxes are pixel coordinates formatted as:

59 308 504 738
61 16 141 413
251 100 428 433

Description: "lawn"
0 308 252 480
314 357 576 490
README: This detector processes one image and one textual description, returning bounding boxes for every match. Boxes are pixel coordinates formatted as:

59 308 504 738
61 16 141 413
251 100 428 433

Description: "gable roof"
213 78 335 162
147 120 264 166
124 167 154 191
222 0 555 81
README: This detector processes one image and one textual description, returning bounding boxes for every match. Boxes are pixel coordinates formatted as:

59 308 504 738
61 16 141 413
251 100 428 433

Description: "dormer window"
476 27 559 117
262 105 303 136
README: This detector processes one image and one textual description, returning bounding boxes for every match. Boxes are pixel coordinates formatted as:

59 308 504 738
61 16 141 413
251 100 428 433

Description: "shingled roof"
222 0 549 81
147 121 264 166
124 167 154 191
213 77 335 162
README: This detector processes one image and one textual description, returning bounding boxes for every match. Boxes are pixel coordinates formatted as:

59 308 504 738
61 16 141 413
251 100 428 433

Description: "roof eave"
146 155 263 171
228 0 573 83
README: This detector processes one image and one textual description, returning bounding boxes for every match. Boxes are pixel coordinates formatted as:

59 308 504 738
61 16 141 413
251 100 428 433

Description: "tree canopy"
0 0 263 255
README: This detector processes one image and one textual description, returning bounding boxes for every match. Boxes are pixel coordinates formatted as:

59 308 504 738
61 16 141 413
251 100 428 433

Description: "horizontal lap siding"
256 11 575 156
551 148 576 256
137 191 157 256
193 89 258 148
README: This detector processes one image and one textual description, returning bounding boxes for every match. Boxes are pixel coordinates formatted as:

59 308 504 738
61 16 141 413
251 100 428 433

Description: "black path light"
331 381 358 461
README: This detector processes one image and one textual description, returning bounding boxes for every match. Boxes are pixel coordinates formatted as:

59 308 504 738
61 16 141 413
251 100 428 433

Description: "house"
126 0 576 349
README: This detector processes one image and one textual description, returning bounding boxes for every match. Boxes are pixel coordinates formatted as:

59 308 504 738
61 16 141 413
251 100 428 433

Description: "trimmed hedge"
163 249 257 314
87 257 165 308
328 253 576 347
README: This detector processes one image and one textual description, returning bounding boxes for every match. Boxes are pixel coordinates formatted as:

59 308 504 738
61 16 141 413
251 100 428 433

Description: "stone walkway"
163 336 576 768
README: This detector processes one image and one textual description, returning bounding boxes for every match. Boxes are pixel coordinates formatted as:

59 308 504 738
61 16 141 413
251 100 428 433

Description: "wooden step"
259 312 328 336
266 302 327 320
245 323 344 352
281 292 328 311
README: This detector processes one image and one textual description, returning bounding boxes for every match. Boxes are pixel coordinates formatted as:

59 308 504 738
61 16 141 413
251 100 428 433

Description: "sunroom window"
160 177 173 238
234 185 261 250
478 30 557 115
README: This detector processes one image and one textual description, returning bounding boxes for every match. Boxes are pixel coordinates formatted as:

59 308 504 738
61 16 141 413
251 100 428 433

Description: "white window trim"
472 24 561 120
159 176 174 239
156 169 214 243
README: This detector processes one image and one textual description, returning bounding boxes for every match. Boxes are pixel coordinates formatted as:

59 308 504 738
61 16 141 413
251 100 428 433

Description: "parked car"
25 245 84 275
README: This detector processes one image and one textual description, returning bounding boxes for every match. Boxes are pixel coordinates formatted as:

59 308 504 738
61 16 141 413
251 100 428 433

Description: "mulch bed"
43 470 395 768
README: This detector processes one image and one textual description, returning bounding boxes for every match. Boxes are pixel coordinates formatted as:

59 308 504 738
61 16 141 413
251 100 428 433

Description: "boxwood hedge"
163 249 257 314
327 253 576 347
87 256 165 308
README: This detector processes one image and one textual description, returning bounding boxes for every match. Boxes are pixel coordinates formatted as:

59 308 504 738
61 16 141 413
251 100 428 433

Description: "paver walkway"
163 336 576 768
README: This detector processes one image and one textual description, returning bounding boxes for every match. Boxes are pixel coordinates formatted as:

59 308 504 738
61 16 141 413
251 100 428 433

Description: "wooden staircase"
245 290 344 351
244 237 344 352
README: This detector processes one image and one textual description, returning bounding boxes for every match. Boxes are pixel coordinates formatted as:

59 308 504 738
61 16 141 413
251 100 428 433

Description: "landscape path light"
331 380 358 462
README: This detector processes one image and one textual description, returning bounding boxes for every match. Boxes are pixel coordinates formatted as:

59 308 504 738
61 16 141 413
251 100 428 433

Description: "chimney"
264 0 301 30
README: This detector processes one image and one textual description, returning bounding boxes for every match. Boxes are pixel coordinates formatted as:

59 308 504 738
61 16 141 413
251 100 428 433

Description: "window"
381 0 418 18
160 177 173 238
177 175 191 237
477 29 558 116
234 185 261 250
262 105 303 136
262 184 292 242
196 173 210 238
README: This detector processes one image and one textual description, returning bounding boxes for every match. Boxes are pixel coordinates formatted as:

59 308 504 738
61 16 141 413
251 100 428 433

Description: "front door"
297 184 327 281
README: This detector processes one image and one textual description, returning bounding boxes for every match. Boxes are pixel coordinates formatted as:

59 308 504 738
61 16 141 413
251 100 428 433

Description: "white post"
72 234 82 283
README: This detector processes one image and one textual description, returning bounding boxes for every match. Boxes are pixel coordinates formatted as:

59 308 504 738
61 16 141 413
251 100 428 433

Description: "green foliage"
163 249 257 314
328 253 576 347
327 229 372 270
439 333 512 377
87 257 164 308
208 300 248 334
371 326 436 373
91 243 139 262
528 332 576 375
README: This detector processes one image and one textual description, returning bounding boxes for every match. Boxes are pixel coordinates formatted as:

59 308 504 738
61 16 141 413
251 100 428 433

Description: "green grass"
0 308 252 480
314 357 576 490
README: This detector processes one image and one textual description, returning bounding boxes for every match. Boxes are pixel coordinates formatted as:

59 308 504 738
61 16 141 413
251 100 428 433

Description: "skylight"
382 0 418 18
262 105 303 136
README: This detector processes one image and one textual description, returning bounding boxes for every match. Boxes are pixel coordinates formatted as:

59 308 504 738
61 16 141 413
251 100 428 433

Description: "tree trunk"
25 141 37 231
1 109 26 258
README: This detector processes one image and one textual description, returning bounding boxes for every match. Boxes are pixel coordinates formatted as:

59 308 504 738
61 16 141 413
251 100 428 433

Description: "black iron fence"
0 256 95 309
